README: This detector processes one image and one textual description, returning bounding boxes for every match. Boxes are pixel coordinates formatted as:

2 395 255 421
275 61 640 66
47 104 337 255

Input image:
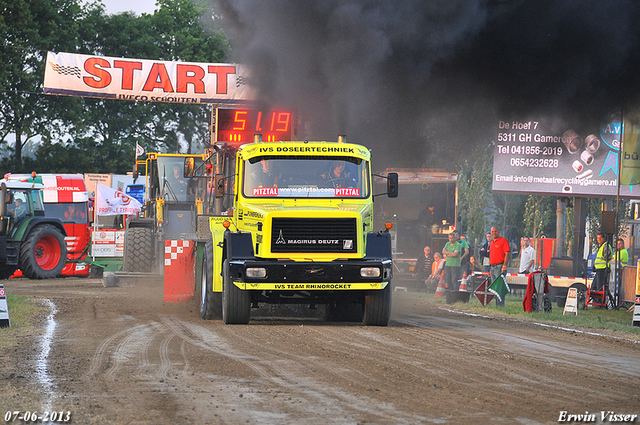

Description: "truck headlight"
360 267 381 278
246 267 267 278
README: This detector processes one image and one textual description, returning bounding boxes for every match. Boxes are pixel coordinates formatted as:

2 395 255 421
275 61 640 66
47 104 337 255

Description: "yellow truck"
198 137 398 325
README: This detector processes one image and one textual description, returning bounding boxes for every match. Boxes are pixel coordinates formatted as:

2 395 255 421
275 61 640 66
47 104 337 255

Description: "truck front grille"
271 218 358 253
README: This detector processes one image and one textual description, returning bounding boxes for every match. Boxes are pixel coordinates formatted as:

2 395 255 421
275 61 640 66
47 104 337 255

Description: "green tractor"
0 180 68 279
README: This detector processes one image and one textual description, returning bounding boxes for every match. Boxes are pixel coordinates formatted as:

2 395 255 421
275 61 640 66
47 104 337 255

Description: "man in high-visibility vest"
592 232 612 292
615 238 629 268
615 238 629 295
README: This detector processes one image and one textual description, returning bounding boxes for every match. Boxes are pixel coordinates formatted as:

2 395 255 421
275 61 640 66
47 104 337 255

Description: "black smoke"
209 0 640 169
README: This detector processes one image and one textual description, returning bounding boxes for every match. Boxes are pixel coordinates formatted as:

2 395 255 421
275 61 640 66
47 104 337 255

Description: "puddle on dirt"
36 299 58 412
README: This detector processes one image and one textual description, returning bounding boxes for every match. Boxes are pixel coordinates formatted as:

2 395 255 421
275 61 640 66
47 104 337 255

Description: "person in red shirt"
489 226 510 306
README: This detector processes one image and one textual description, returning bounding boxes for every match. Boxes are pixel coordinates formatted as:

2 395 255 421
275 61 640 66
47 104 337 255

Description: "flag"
95 184 143 216
488 274 510 303
136 142 144 157
621 110 640 186
474 278 494 307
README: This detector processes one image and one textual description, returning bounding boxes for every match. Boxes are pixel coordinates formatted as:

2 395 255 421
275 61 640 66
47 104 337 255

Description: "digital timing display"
216 108 294 143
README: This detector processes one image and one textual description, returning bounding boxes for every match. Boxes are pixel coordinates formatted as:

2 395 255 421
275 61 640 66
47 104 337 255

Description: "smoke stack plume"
210 0 640 169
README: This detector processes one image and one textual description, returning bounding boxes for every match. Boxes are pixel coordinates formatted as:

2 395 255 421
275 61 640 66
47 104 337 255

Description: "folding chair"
529 271 552 313
586 268 616 309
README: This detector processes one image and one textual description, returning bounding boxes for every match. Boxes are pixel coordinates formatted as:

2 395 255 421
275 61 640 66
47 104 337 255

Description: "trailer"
373 169 457 289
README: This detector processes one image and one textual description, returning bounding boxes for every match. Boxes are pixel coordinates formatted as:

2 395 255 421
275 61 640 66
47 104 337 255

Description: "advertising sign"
44 51 255 104
493 111 638 197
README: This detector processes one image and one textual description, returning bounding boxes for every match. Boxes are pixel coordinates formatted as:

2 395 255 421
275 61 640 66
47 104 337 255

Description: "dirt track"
1 277 639 425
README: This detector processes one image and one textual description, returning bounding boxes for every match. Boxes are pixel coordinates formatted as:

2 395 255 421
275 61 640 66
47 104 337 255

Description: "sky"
101 0 157 15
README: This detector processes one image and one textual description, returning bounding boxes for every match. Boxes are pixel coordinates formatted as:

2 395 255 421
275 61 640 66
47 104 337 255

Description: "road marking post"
563 287 578 316
0 284 11 327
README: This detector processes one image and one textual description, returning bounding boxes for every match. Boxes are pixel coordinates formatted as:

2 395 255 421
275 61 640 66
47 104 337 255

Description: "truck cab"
201 139 398 325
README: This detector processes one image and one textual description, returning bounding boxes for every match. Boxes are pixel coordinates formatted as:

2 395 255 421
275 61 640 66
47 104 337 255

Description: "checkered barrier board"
164 240 195 303
0 284 10 328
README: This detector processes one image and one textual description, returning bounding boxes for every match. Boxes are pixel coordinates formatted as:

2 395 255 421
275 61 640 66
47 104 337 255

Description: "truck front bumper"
228 259 392 291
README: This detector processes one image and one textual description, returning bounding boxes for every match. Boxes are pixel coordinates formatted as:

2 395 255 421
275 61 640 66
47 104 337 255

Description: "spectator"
415 246 433 291
615 238 628 295
426 252 445 291
518 237 536 274
615 238 628 268
442 233 462 291
455 231 470 271
418 204 438 247
592 232 612 292
489 227 510 307
479 232 492 272
467 255 482 290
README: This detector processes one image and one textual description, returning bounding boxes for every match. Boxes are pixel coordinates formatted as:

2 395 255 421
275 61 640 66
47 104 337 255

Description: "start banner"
44 51 255 104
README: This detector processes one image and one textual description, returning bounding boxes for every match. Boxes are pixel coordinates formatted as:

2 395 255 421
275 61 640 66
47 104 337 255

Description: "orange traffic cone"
435 279 446 297
459 272 468 291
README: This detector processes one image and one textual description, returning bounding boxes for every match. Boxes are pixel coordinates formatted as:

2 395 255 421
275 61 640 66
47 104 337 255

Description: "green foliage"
457 141 493 246
523 195 555 239
0 0 230 173
491 192 527 242
0 0 84 164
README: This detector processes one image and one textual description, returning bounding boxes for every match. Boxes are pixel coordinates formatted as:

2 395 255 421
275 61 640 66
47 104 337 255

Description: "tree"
1 0 230 174
523 195 555 240
457 141 493 251
0 0 84 169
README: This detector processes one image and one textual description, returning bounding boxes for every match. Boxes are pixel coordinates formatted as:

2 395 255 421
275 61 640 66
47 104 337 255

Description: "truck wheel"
363 281 392 326
200 241 221 319
222 259 250 324
19 225 68 279
124 227 154 272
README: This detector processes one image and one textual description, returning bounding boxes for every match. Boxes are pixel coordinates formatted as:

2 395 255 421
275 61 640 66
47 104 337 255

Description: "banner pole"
616 109 624 308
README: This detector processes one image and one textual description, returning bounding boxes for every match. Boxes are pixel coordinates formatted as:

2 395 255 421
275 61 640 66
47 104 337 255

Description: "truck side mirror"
184 158 195 178
214 174 225 198
387 172 398 198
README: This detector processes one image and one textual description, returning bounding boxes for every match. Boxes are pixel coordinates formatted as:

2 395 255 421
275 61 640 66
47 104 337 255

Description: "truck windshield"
44 202 88 224
243 156 370 199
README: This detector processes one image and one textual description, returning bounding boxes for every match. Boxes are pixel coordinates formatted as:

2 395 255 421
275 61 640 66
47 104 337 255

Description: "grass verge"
402 291 640 340
0 293 46 349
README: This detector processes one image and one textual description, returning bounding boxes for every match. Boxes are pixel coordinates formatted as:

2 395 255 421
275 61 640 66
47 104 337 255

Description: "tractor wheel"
124 227 154 272
363 281 392 326
222 259 250 324
19 225 67 279
0 267 17 280
200 241 221 320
